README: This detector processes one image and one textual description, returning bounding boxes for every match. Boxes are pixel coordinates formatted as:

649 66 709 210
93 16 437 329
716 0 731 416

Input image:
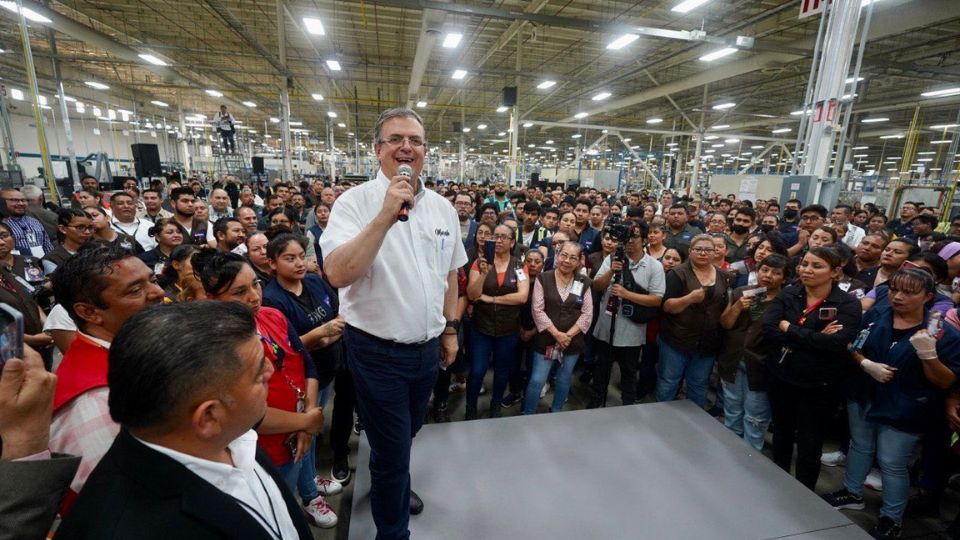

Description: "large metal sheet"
349 400 871 540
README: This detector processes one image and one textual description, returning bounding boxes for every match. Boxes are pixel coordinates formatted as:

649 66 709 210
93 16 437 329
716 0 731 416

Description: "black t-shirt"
890 324 922 343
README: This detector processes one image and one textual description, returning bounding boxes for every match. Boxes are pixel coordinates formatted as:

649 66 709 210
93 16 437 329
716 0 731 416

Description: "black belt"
346 325 436 347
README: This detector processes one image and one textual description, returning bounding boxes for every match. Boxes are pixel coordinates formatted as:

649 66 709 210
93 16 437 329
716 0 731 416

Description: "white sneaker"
540 382 550 399
865 468 883 492
314 475 343 496
821 450 847 467
304 495 338 528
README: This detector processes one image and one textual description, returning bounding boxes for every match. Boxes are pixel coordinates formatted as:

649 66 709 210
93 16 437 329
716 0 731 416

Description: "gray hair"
21 184 43 201
373 107 425 147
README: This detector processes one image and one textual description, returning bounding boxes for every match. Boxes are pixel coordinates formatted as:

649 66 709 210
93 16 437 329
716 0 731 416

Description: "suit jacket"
0 453 80 540
55 430 313 540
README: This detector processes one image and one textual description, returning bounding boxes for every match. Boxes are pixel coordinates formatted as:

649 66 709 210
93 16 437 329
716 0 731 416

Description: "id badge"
154 262 165 275
29 245 44 258
296 396 306 413
516 268 527 282
570 281 584 296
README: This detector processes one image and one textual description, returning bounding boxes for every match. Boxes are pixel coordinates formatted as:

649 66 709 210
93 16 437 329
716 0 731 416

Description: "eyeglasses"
379 135 425 148
800 215 822 222
690 247 715 254
556 252 579 261
492 234 512 241
68 224 96 232
3 198 26 204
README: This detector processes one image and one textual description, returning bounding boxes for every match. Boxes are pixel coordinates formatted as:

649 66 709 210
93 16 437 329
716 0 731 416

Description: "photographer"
588 219 665 408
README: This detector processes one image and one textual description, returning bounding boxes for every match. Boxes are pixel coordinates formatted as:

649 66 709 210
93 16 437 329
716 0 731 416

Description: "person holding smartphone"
466 223 529 420
762 246 862 491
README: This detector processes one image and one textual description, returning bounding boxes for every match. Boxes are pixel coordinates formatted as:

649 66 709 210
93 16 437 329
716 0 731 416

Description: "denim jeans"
467 330 519 409
721 362 771 451
523 351 579 414
297 436 320 502
655 337 716 408
843 400 921 524
345 327 439 540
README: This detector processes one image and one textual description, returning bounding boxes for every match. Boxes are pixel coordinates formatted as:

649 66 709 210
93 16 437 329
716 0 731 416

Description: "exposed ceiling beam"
553 0 960 123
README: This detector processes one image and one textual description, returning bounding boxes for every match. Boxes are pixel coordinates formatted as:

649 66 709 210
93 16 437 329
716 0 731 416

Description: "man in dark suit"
56 302 313 539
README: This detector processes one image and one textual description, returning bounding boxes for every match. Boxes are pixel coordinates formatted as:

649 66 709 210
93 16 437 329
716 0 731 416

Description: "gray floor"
310 366 960 540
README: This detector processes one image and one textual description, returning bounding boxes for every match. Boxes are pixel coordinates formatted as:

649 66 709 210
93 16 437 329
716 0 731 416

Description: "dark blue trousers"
345 326 439 540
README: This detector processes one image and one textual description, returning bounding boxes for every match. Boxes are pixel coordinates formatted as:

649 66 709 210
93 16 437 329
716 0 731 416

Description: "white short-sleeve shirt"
319 170 467 344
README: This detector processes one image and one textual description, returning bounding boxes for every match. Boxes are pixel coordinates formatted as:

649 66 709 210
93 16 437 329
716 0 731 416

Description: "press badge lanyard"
230 468 282 540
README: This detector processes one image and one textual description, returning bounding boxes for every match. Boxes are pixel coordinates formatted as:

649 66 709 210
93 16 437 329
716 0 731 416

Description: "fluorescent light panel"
0 1 51 23
700 47 736 62
138 53 167 66
496 106 508 112
442 33 462 48
537 80 556 90
452 69 467 80
861 117 888 123
242 101 257 108
416 101 427 108
592 92 612 101
574 112 588 119
205 89 223 97
85 81 109 90
303 17 325 35
712 102 736 110
672 0 711 13
606 34 639 50
647 118 663 124
921 87 960 98
151 100 168 107
326 60 342 71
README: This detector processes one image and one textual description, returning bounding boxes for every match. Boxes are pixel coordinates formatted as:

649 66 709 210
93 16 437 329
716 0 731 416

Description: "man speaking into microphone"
320 108 466 540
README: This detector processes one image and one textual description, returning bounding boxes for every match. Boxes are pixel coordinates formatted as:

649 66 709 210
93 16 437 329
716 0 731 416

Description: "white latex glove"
910 329 938 360
860 359 896 383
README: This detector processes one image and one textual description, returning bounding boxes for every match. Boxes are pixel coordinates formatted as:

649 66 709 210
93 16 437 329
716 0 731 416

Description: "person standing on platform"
214 104 237 154
319 107 466 540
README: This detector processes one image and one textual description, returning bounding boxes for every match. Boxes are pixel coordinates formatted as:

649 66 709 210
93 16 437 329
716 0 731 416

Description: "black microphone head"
397 164 413 177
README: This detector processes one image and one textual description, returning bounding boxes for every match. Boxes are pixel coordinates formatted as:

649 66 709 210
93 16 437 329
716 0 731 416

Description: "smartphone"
483 239 496 264
0 303 24 370
818 307 838 321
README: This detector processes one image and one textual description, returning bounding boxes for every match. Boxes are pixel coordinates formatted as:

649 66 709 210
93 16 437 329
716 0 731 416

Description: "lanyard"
797 295 829 326
257 326 306 412
231 468 282 540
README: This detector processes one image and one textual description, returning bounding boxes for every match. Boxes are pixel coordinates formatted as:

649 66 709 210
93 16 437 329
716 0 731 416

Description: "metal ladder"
213 134 248 180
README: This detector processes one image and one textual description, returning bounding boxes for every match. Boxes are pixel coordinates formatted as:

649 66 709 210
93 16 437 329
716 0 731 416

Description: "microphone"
396 164 413 222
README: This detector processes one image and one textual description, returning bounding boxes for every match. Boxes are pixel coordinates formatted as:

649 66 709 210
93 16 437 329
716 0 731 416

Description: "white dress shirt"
111 218 156 251
320 169 467 343
841 223 865 249
135 430 298 540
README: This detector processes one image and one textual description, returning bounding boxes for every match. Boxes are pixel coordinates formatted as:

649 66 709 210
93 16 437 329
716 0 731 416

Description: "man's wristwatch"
445 319 460 331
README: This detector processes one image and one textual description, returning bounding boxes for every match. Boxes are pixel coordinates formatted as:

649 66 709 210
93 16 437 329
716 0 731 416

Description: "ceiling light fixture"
85 81 109 90
672 0 711 13
242 101 257 108
930 124 960 130
574 112 588 119
536 80 556 90
303 17 325 35
326 60 342 71
451 69 467 80
771 128 792 133
442 33 462 48
572 134 582 139
592 92 612 101
712 102 736 110
496 106 508 113
646 118 663 124
462 127 471 133
416 101 427 108
477 124 487 130
861 117 889 123
711 124 730 129
921 87 960 98
311 93 324 101
205 89 223 97
606 34 639 50
0 1 51 23
931 139 952 144
699 47 736 62
138 53 168 66
327 111 337 118
151 100 168 107
523 122 534 128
